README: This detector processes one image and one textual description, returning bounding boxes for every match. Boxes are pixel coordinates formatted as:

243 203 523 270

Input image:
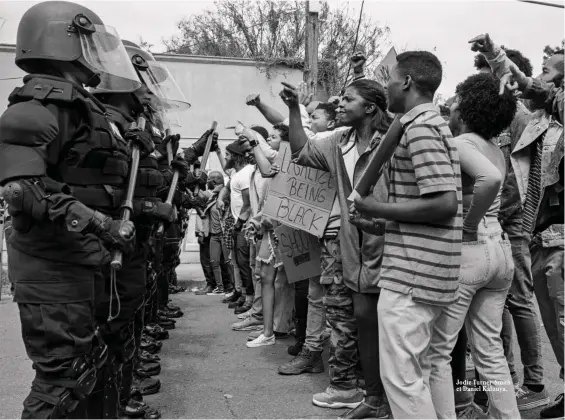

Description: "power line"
517 0 564 8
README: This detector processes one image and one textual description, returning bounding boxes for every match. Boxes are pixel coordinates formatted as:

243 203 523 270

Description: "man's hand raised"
279 82 300 108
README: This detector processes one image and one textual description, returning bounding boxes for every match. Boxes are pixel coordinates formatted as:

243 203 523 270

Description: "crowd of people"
0 1 563 420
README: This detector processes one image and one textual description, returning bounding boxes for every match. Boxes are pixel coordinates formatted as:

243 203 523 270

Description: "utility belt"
70 185 127 211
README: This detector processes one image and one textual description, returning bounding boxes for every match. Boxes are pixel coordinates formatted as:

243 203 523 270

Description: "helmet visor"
138 61 191 111
79 24 142 93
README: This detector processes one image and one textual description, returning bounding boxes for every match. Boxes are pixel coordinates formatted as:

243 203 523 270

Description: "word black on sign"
264 142 337 237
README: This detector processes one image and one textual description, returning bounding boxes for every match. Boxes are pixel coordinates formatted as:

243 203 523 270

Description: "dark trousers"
293 279 309 340
209 233 233 291
9 247 102 419
234 229 253 296
352 292 385 398
199 235 215 289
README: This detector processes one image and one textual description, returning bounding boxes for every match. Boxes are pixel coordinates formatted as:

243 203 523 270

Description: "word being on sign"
264 142 337 237
275 224 321 283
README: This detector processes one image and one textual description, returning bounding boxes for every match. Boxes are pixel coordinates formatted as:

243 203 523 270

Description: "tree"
543 39 565 62
164 0 391 93
138 37 154 53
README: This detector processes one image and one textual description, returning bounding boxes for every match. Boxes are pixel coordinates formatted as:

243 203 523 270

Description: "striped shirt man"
378 103 463 305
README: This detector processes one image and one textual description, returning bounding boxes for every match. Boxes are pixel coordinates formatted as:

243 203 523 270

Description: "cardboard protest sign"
275 224 321 283
375 47 397 85
263 142 337 237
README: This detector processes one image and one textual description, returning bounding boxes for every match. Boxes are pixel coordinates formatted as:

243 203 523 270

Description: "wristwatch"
249 139 259 148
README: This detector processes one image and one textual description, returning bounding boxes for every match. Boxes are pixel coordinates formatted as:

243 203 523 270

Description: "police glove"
155 134 180 159
170 156 189 178
125 130 155 157
183 147 198 165
186 170 208 188
192 129 213 156
211 132 219 152
67 203 136 253
149 201 176 223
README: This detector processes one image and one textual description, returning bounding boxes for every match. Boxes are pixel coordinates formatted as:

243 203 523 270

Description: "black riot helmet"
122 40 191 111
15 1 141 91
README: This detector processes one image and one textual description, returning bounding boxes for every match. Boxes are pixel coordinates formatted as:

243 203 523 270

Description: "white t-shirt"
230 164 255 220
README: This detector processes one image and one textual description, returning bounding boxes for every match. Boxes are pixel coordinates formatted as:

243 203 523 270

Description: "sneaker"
516 385 550 410
246 333 275 348
312 386 364 409
224 290 241 304
222 290 235 301
247 328 264 341
195 286 214 295
278 348 324 375
228 295 245 309
207 287 225 296
231 316 263 331
457 402 488 419
237 309 253 320
234 303 252 315
540 393 564 419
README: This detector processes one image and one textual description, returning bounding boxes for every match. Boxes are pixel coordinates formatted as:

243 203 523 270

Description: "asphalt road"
0 265 562 419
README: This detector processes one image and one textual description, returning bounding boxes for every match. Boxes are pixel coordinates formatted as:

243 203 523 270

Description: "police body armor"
2 75 129 265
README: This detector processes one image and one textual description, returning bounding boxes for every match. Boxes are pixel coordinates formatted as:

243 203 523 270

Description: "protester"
217 143 255 316
353 51 463 419
284 77 392 415
475 33 564 419
428 72 520 419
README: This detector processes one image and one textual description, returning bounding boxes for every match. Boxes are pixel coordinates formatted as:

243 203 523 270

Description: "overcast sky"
0 0 563 96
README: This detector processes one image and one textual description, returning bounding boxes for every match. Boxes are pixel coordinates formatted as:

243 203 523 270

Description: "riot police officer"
0 2 142 418
91 79 171 418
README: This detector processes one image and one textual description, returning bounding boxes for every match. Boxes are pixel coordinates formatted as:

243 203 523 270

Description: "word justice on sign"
263 142 337 237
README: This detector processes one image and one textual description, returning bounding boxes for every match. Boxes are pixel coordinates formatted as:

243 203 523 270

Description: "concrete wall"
0 44 306 263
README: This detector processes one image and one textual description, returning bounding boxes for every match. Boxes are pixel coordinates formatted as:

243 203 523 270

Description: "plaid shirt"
221 212 235 250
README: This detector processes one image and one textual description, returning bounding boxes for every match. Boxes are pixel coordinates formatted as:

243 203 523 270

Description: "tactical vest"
143 121 169 195
9 76 129 212
106 107 165 199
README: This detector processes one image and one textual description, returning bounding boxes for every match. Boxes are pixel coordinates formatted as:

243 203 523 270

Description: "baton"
154 168 180 238
194 121 218 195
165 128 174 165
347 115 404 204
110 116 146 270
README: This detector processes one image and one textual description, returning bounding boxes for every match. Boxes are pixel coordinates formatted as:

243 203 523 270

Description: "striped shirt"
379 103 463 305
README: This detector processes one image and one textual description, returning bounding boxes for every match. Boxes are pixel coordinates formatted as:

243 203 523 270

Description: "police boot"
156 316 175 330
166 300 180 311
144 324 169 340
135 359 161 377
157 308 182 318
88 358 121 418
132 373 161 396
138 350 160 363
120 389 161 419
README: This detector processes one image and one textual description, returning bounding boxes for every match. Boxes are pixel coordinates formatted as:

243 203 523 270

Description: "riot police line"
0 1 214 418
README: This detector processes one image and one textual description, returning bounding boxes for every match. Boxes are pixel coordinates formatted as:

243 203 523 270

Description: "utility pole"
304 1 320 97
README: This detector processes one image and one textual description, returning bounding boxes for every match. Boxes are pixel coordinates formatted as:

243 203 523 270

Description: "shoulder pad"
10 76 76 105
0 100 59 147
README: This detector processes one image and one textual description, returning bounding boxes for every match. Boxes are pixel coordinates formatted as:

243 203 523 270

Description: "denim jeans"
209 233 233 291
531 242 564 380
304 276 326 352
234 229 253 296
429 224 520 419
501 211 543 386
249 241 263 321
199 235 215 289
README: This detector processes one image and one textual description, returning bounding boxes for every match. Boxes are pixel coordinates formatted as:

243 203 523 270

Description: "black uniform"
0 76 133 419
